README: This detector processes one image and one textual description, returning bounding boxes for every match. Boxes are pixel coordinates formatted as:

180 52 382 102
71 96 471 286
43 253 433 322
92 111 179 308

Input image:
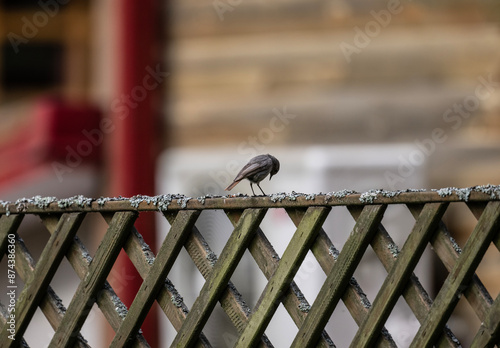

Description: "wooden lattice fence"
1 186 500 347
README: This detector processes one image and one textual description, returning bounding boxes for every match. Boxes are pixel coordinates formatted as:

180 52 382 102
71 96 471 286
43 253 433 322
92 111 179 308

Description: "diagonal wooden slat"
408 206 494 325
171 208 267 347
288 208 397 348
107 212 212 348
0 214 23 263
39 214 151 348
0 213 85 346
350 203 448 347
410 200 500 347
164 212 271 347
234 206 331 347
470 293 500 348
110 210 200 347
350 205 460 348
50 211 137 347
10 223 91 348
291 204 386 348
227 209 336 348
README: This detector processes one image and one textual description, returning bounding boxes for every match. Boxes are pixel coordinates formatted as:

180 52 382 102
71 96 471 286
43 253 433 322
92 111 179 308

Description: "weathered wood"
291 204 387 347
165 217 271 348
50 211 137 347
410 201 500 347
110 210 200 347
39 215 150 348
350 205 461 348
234 206 331 347
350 203 448 347
0 213 85 346
0 214 23 263
2 190 500 215
110 218 208 347
288 208 397 348
470 293 500 348
408 206 494 324
3 193 500 347
227 209 336 348
171 208 267 347
10 226 90 348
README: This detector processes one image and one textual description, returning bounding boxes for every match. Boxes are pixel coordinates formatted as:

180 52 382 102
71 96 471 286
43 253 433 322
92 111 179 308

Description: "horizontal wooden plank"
2 188 500 214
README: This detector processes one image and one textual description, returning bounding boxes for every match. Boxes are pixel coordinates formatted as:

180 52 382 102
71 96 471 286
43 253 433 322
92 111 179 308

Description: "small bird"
225 154 280 196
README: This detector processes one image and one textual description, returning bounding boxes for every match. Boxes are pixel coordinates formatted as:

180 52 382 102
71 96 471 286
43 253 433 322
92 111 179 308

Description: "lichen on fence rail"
1 185 500 216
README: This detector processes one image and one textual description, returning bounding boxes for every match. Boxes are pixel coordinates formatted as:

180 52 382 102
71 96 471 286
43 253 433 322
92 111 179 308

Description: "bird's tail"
225 180 240 191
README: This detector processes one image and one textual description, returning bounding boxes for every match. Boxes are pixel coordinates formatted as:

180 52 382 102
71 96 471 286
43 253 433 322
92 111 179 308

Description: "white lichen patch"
387 243 400 258
206 251 218 266
305 193 316 201
433 187 472 202
359 190 379 204
328 245 340 260
165 278 188 313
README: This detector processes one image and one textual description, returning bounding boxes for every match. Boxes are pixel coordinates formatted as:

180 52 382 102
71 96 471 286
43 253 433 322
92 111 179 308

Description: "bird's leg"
250 183 256 196
256 183 266 196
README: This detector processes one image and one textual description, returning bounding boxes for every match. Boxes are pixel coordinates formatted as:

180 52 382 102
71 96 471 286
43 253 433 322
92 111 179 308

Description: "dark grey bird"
225 154 280 196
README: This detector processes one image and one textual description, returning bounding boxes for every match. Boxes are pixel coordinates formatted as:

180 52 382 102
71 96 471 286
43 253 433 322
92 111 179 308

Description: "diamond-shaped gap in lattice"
443 202 481 249
351 244 388 304
193 209 234 256
79 301 111 347
325 297 359 347
18 213 52 263
411 242 444 300
24 306 56 347
165 246 205 310
292 250 326 306
203 301 241 347
379 203 416 249
321 205 357 250
228 248 267 311
73 211 111 259
264 303 298 347
384 295 421 347
256 207 297 256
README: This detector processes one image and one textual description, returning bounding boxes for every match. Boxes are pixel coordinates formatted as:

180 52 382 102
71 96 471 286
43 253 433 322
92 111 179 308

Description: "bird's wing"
233 158 270 182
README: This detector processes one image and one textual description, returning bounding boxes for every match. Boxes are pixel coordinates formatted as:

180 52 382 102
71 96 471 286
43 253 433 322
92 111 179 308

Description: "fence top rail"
1 185 500 215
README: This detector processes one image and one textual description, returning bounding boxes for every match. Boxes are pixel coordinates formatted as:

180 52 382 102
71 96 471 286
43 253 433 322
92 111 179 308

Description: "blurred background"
1 0 500 346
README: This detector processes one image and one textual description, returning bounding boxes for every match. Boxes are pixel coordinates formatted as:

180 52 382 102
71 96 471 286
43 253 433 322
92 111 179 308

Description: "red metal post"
108 0 162 345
